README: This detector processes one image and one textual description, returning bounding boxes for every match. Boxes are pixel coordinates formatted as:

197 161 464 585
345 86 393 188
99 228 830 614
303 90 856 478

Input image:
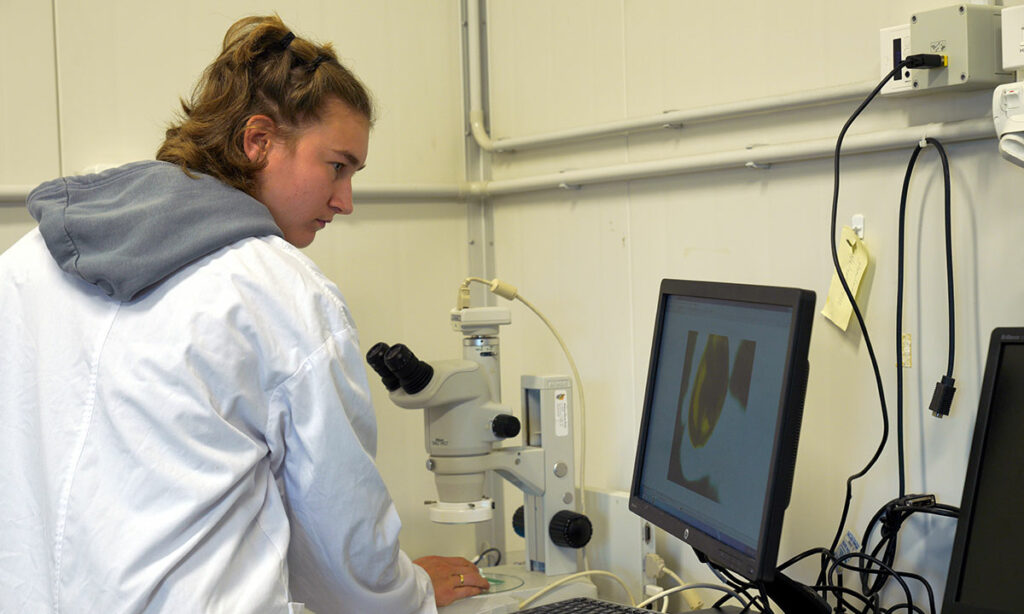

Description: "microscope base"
438 563 597 614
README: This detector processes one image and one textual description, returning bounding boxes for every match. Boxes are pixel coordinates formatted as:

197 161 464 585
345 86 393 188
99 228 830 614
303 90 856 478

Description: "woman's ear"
243 115 276 163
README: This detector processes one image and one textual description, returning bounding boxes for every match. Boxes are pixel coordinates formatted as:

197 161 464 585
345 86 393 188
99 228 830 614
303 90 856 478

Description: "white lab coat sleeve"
265 324 436 614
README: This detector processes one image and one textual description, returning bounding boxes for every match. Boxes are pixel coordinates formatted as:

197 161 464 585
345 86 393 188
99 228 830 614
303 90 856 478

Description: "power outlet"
881 24 914 95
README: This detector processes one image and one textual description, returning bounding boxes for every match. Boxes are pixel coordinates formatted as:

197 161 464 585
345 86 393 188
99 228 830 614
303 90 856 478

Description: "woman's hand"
413 555 491 607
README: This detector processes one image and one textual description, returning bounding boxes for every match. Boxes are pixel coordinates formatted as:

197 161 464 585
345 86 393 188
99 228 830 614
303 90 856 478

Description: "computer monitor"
629 279 817 609
941 327 1024 614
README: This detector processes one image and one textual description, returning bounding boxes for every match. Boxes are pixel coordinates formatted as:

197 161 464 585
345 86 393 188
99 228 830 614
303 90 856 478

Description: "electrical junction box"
908 3 1012 92
1001 4 1024 72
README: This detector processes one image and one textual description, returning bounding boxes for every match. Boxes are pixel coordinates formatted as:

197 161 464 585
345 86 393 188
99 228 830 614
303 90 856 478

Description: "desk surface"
438 564 597 614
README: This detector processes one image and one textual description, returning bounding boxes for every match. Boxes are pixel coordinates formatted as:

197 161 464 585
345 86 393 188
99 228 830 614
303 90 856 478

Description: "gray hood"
26 161 283 301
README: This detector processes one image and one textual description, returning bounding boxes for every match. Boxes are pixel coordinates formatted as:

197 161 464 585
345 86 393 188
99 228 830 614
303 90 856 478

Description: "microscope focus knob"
548 510 592 549
491 414 521 439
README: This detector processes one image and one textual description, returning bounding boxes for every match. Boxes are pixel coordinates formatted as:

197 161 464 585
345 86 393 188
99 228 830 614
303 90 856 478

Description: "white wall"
6 0 1024 609
483 0 1024 609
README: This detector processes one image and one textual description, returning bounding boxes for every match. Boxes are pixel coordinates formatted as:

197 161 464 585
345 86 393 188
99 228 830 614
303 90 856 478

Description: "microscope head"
366 341 519 524
993 82 1024 168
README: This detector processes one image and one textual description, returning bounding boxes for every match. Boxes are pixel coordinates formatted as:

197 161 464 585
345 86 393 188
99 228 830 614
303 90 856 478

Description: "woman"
0 14 486 613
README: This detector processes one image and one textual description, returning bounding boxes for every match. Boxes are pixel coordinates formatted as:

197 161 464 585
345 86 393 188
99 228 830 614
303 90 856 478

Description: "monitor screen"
942 328 1024 614
629 279 815 581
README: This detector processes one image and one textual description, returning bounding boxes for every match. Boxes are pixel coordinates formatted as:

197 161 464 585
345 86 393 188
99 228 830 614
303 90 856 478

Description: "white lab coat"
0 230 435 613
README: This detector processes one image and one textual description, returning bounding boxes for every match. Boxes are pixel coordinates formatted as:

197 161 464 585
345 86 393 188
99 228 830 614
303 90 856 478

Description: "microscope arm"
427 447 546 497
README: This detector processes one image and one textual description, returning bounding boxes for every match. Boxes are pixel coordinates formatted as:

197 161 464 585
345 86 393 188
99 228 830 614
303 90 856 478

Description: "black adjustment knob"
548 510 592 549
512 506 525 538
491 414 521 439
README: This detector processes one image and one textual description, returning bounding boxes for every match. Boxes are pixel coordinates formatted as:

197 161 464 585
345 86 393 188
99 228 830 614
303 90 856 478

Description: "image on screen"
637 294 792 555
666 331 757 502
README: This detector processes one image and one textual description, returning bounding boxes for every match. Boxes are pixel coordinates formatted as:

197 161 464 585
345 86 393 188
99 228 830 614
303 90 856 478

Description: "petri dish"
481 572 525 593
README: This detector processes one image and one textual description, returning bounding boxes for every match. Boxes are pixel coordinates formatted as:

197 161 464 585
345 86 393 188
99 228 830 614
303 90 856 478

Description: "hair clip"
308 54 330 72
269 31 295 53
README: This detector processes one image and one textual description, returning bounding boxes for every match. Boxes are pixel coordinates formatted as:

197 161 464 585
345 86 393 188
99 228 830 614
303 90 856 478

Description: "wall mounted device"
909 3 1011 93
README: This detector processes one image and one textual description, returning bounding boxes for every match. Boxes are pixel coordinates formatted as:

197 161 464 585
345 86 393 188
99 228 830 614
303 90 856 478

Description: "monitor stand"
762 572 831 613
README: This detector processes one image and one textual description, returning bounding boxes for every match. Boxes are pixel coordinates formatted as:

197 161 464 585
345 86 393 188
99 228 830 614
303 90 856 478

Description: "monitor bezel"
940 327 1024 614
628 278 816 582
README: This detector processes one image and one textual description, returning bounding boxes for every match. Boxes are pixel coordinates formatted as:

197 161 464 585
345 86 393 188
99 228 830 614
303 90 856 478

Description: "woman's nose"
331 179 354 215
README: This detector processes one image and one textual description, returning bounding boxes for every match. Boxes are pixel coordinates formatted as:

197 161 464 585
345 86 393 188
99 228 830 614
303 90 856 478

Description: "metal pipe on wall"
471 118 994 196
0 186 36 203
0 184 466 206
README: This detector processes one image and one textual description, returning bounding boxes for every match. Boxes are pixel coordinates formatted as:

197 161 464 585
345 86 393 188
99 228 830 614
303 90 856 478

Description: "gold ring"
459 573 465 585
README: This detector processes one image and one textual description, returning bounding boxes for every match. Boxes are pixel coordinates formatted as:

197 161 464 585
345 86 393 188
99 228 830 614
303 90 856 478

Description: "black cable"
815 584 876 613
824 52 949 571
757 583 774 614
830 553 917 614
709 564 765 610
892 570 936 614
777 547 840 604
707 562 773 612
778 547 836 571
472 546 501 566
825 58 909 565
857 495 959 598
896 139 957 491
832 550 942 614
895 146 919 497
830 497 960 614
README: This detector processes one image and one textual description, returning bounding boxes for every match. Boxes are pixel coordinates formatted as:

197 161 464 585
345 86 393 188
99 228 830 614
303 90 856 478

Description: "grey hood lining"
27 161 284 301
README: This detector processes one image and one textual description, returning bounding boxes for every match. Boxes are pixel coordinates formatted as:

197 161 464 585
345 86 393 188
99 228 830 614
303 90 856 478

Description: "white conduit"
470 117 995 196
0 184 466 206
351 185 467 200
0 186 36 203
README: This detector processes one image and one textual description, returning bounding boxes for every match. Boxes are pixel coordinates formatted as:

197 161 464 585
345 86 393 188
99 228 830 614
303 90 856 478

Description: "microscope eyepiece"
383 343 434 395
366 342 401 391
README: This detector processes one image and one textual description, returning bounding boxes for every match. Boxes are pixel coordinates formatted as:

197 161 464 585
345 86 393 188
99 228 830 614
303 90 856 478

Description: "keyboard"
518 597 654 613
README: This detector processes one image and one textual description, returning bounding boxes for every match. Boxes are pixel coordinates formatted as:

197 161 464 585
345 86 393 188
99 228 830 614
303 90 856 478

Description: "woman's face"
250 98 370 248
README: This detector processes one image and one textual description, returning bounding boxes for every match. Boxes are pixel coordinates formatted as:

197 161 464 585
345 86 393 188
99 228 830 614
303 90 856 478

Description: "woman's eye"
332 162 346 175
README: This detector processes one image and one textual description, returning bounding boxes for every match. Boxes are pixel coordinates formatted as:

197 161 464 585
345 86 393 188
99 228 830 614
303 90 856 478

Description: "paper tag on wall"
822 226 869 331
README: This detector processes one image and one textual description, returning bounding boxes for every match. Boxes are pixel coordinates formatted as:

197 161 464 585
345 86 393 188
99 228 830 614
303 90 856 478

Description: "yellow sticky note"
822 226 869 331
